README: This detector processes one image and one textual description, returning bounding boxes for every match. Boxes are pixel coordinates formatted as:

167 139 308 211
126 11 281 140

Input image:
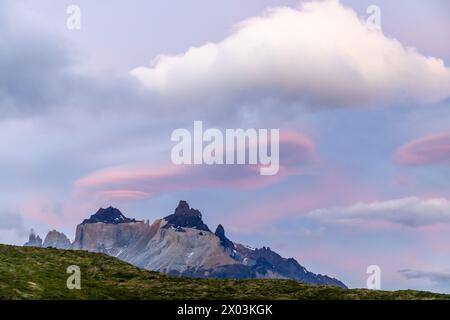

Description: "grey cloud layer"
0 210 27 237
399 269 450 284
0 7 72 116
307 197 450 227
0 1 152 119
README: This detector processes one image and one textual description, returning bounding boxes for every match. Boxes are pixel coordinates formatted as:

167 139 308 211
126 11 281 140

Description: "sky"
1 0 450 293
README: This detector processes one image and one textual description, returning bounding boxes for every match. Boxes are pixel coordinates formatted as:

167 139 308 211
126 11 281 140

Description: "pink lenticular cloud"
396 132 450 166
74 131 318 202
278 131 318 173
98 190 151 201
75 165 183 191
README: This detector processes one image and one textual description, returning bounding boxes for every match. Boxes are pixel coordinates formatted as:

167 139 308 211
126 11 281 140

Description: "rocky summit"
163 200 211 232
43 230 71 249
24 229 42 248
81 206 138 224
25 200 346 288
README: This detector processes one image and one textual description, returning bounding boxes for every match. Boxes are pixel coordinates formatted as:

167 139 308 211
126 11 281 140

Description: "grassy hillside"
0 244 448 300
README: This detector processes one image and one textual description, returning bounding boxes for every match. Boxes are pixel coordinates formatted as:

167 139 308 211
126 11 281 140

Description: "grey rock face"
126 220 237 273
24 229 42 248
71 220 149 253
43 230 71 249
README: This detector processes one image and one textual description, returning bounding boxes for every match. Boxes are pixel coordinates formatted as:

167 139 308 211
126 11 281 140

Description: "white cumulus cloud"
131 0 450 109
307 197 450 227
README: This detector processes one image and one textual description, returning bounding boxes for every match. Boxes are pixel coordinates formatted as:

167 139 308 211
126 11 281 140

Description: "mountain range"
24 200 346 288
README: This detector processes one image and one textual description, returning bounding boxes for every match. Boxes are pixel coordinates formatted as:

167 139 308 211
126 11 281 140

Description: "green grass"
0 244 448 300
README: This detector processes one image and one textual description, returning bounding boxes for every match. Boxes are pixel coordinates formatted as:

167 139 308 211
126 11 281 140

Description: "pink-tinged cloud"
74 131 317 202
396 132 450 166
98 190 151 201
278 131 318 172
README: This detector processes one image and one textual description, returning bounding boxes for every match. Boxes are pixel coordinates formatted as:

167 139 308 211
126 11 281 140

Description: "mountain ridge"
24 200 346 288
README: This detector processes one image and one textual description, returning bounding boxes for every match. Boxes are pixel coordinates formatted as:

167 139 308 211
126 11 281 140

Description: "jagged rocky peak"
174 200 191 215
163 200 211 232
215 224 226 237
43 230 71 249
82 206 138 225
215 224 235 250
24 229 42 248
